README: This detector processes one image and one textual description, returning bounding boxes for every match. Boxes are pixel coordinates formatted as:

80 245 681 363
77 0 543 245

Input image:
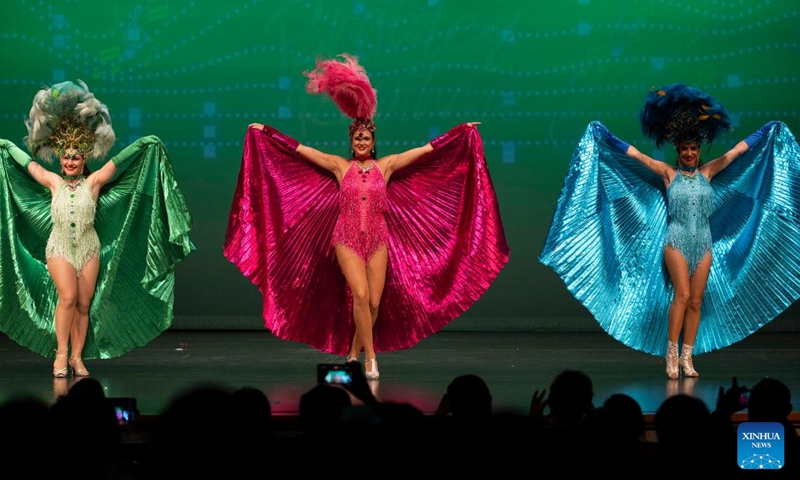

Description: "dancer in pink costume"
224 54 509 379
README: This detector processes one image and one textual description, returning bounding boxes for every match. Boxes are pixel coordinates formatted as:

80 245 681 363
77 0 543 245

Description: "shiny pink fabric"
224 124 509 355
332 161 388 263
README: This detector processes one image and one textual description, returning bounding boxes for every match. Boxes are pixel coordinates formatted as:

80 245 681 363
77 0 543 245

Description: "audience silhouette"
581 393 656 474
298 383 352 443
1 367 797 478
530 368 595 427
746 377 799 473
655 393 738 474
0 395 54 475
435 373 493 419
143 384 264 479
47 377 130 479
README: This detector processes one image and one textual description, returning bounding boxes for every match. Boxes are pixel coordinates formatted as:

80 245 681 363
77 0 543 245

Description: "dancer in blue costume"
540 84 800 379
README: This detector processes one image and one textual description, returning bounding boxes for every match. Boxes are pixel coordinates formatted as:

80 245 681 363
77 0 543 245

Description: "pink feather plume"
304 53 377 120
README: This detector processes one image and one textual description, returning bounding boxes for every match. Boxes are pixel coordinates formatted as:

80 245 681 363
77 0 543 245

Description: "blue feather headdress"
639 83 732 150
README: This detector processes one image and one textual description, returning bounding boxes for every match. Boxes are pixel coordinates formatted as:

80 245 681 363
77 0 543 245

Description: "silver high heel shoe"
666 341 679 380
679 343 699 377
53 351 68 378
69 357 90 377
365 358 379 380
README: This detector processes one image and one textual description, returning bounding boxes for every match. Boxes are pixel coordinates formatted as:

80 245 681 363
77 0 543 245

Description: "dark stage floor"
2 329 799 420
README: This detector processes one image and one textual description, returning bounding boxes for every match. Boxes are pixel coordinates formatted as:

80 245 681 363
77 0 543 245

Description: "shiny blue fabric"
665 171 713 274
540 121 800 356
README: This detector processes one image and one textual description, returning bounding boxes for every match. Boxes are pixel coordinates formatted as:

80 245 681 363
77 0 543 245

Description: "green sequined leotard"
45 176 100 276
664 170 713 274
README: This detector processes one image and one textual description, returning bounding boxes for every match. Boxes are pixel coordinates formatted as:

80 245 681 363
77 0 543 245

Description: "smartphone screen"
739 391 750 409
317 363 354 385
114 406 135 426
325 369 352 385
108 397 138 427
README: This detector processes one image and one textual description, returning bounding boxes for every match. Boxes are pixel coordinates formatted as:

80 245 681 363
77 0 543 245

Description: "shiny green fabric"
0 136 195 359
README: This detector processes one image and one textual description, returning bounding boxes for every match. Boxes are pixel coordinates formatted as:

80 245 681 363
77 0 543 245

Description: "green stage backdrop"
1 1 798 332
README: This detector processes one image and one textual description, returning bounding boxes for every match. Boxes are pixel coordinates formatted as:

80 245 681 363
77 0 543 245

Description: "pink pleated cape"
223 124 509 355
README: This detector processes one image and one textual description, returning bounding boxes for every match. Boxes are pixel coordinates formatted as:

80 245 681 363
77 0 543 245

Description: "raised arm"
88 135 164 194
0 138 59 190
595 122 673 183
88 153 120 191
250 123 348 178
382 144 433 176
702 121 779 180
383 122 480 179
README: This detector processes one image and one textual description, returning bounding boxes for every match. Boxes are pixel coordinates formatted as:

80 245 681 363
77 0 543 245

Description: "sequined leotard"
331 160 388 263
664 170 713 274
45 176 100 276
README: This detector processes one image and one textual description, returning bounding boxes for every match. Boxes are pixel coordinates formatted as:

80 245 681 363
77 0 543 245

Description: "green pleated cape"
0 135 195 359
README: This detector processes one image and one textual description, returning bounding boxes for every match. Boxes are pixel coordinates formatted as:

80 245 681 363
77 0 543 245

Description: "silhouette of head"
233 386 273 439
447 374 492 418
655 394 711 448
748 377 792 422
548 369 594 425
299 384 352 435
601 393 645 441
148 384 243 478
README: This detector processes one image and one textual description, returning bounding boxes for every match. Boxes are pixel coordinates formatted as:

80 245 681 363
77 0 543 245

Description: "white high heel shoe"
666 341 679 380
70 357 90 377
365 358 380 380
53 351 68 378
679 343 699 377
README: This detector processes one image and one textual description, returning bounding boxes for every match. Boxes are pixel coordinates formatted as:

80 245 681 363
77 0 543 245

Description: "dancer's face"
676 142 700 168
61 148 86 176
351 129 375 158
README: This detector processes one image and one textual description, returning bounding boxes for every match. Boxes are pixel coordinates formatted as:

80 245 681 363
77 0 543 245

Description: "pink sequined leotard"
332 160 388 263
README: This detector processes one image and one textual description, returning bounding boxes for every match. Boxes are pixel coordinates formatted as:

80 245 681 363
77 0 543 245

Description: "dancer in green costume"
0 80 195 376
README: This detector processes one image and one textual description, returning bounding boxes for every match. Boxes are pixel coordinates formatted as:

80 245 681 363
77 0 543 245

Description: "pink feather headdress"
304 53 377 133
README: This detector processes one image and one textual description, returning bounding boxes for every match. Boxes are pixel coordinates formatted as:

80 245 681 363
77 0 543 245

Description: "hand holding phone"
739 390 750 409
108 397 138 427
317 363 355 385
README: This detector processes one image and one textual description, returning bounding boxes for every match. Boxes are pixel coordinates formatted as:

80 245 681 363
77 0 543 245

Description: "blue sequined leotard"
664 170 713 274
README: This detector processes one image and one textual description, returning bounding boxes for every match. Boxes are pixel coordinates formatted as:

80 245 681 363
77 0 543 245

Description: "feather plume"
304 53 377 121
639 83 731 149
24 79 115 162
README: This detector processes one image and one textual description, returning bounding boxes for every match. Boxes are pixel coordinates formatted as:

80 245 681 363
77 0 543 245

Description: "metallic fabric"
224 124 510 355
0 136 195 359
540 121 800 356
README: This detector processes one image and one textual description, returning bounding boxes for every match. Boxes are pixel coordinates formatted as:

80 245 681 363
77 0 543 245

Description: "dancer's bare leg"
682 253 711 346
347 247 388 361
69 257 99 375
663 247 691 343
47 258 79 374
664 248 711 378
336 246 374 363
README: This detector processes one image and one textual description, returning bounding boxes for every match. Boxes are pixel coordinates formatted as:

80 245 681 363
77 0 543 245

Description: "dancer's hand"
255 124 300 150
744 121 779 148
595 122 631 153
